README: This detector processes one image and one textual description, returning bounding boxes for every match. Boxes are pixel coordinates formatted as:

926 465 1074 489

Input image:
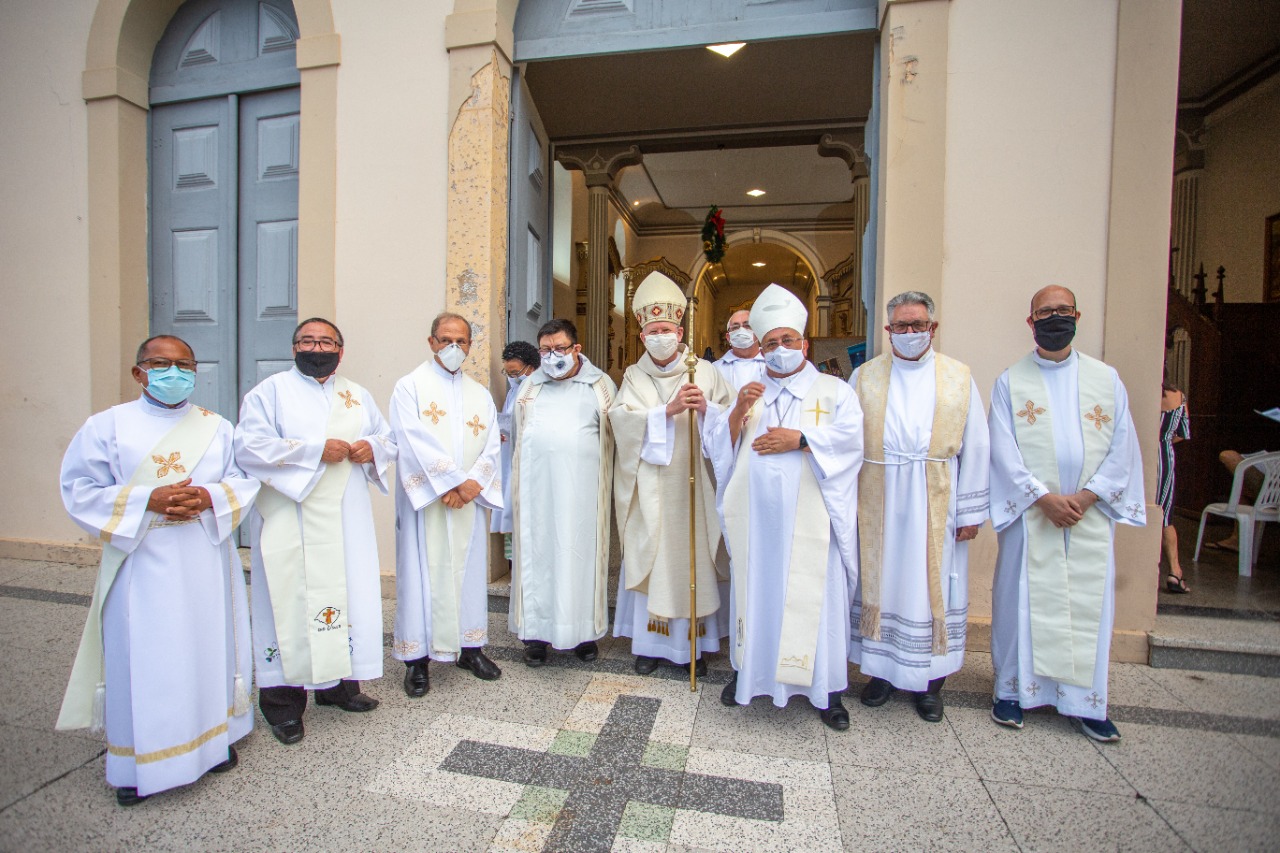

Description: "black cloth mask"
295 350 341 378
1032 315 1076 352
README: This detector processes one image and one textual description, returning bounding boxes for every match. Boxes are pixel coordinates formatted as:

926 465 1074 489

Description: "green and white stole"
255 377 363 686
414 365 491 657
856 352 970 655
509 375 615 638
723 376 840 687
1010 352 1115 687
58 404 223 731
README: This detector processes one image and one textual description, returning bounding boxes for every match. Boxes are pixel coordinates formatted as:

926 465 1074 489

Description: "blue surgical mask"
145 366 196 406
764 345 805 375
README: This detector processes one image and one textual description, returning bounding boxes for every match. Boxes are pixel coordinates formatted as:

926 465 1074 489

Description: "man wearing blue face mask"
988 285 1145 744
848 291 990 723
491 340 539 556
59 335 260 806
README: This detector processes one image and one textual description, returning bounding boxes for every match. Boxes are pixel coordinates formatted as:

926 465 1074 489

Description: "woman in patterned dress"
1159 383 1191 593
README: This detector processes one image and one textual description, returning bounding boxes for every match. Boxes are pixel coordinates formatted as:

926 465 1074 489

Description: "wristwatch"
798 433 809 451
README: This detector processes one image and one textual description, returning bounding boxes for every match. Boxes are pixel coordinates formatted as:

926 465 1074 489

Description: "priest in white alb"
989 285 1145 744
707 284 863 730
59 335 258 806
611 271 734 676
491 339 539 563
509 318 617 665
391 312 504 697
713 308 767 391
235 318 395 745
849 291 990 723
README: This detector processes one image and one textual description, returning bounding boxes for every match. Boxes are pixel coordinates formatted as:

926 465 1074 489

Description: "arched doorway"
148 0 301 419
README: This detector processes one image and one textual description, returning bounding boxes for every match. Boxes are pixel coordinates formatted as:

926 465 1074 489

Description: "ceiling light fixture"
746 188 766 197
706 42 745 58
632 200 640 207
752 262 766 267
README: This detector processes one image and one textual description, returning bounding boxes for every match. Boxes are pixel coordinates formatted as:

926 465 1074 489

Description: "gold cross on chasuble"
337 390 360 409
804 401 831 426
423 402 446 424
1084 404 1111 431
1016 400 1046 425
466 415 486 437
152 452 186 478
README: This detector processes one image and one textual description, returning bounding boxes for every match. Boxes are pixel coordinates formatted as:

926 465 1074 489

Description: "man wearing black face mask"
987 286 1146 745
234 318 397 745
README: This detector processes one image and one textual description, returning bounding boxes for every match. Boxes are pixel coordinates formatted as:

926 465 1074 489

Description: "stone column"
815 295 832 337
556 146 642 367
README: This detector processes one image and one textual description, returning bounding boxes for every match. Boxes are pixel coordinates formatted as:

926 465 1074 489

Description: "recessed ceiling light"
752 262 766 267
706 42 745 58
632 200 640 207
746 188 766 197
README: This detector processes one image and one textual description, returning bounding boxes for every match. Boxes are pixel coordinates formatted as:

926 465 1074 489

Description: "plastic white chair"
1193 450 1280 577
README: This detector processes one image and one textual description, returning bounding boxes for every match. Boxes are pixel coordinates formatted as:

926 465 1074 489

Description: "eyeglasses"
138 358 198 373
504 370 529 379
887 321 934 334
294 337 341 352
1031 305 1077 321
538 345 575 356
760 336 804 353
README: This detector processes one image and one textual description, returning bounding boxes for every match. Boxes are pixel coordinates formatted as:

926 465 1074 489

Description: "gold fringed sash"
856 353 970 655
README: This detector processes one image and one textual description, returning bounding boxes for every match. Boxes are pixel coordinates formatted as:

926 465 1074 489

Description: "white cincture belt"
865 450 948 466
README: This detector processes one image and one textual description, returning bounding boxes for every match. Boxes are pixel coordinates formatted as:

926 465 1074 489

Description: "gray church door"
149 0 301 420
506 70 553 348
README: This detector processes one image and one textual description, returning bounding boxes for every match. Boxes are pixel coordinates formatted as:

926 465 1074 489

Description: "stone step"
1149 613 1280 677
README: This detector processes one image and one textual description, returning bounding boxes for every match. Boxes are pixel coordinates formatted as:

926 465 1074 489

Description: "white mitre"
749 283 808 338
633 271 687 328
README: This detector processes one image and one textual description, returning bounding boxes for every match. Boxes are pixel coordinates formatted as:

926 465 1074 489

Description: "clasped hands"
322 438 374 465
442 479 482 510
146 477 212 519
1034 490 1099 528
665 383 707 417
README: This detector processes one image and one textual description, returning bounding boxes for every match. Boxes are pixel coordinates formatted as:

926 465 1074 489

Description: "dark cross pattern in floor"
438 695 785 852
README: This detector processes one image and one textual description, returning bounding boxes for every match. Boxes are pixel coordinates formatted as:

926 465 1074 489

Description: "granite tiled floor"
2 556 1279 852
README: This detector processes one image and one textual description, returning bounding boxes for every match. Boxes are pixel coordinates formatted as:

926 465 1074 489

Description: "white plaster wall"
0 1 96 544
329 1 453 570
1198 81 1280 303
940 0 1119 404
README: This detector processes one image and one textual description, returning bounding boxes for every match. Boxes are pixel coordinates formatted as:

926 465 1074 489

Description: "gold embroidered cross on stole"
423 402 446 424
804 401 830 425
1084 404 1111 430
152 452 185 478
1016 400 1045 424
337 390 360 409
466 415 486 436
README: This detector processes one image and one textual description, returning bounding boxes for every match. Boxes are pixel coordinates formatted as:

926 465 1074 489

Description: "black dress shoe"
115 786 149 807
915 690 944 722
209 746 238 774
634 655 661 675
691 657 708 678
860 677 895 707
573 641 598 662
820 695 850 731
524 641 549 667
316 691 380 712
721 674 740 707
457 648 502 681
270 719 305 745
404 660 430 697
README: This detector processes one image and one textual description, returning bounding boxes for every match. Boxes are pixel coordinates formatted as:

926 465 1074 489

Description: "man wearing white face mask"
491 340 539 556
390 312 504 697
611 271 734 676
714 309 768 392
508 319 618 665
848 291 990 723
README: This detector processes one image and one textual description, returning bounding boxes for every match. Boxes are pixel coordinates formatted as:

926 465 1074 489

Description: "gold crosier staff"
684 296 700 691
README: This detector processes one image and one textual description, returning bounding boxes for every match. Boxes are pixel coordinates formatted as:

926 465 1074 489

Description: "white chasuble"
390 360 502 662
989 350 1145 717
849 351 990 691
707 363 863 708
60 396 259 796
509 357 616 648
236 368 394 690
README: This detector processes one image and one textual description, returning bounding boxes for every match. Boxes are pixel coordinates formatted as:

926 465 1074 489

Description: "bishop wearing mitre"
706 284 864 730
611 271 734 676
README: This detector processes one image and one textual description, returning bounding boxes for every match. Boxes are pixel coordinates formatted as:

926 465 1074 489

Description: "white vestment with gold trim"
61 396 259 796
706 363 864 708
235 368 395 690
390 359 502 662
989 350 1145 719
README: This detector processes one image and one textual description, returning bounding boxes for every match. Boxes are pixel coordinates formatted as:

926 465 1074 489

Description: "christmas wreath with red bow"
701 206 726 264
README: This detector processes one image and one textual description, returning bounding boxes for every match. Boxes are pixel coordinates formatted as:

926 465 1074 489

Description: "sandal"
1203 540 1238 553
1165 573 1191 594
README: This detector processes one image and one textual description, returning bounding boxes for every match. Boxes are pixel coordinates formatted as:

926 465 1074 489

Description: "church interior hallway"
0 555 1276 851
